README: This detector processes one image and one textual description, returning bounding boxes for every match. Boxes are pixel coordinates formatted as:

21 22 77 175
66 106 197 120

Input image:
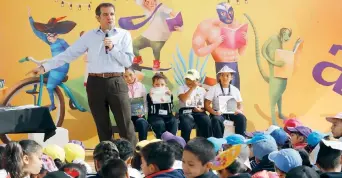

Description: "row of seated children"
1 120 342 178
124 65 247 142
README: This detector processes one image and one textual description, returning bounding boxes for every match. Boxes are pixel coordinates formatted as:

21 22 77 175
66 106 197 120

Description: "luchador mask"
216 2 234 24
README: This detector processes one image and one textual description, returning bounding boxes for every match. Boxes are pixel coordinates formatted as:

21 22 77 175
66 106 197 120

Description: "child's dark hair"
54 158 65 169
152 72 168 84
293 132 307 142
221 159 246 175
131 152 142 170
166 140 184 161
4 140 42 178
59 163 87 178
184 137 216 165
316 141 341 171
93 141 120 167
101 158 128 178
281 139 293 149
140 141 175 171
112 138 134 161
296 149 312 167
0 146 5 169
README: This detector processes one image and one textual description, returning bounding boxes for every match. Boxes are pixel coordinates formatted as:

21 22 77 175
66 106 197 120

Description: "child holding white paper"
124 68 149 141
204 65 247 137
146 73 177 138
178 69 212 142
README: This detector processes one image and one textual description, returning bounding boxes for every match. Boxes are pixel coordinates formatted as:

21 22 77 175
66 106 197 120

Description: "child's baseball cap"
287 126 312 138
211 145 241 171
43 144 65 162
135 139 162 153
268 148 303 173
307 131 328 147
207 137 227 153
326 112 342 122
251 170 279 178
270 129 289 147
64 143 85 163
161 131 186 148
284 119 302 134
246 134 278 160
184 69 201 81
225 134 246 145
68 140 85 150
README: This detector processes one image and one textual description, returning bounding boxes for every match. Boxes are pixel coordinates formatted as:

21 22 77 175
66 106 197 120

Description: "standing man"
27 3 137 146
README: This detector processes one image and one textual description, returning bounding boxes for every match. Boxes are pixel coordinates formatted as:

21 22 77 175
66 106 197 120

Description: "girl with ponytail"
4 140 43 178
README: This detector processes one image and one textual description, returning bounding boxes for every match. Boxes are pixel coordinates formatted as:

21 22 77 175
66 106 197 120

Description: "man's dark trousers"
86 75 137 146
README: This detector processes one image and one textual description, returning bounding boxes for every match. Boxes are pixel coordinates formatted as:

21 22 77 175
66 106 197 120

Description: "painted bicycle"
0 57 86 143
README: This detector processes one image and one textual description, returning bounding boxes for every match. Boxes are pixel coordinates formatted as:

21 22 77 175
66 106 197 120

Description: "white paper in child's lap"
219 96 237 114
151 88 171 104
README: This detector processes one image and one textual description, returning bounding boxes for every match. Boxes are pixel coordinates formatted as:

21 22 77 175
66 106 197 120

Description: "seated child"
287 126 312 149
305 131 328 153
147 73 178 138
285 166 319 178
182 137 218 178
101 158 129 178
246 134 278 174
178 69 212 142
211 145 251 178
204 66 247 137
268 148 303 177
315 139 342 177
131 139 162 172
140 141 185 178
112 138 142 178
124 68 149 141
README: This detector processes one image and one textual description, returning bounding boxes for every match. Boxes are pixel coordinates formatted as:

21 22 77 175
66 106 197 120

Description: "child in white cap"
204 65 247 137
178 69 212 142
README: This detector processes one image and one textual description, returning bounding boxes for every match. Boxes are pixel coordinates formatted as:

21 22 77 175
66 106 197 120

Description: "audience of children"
178 69 212 142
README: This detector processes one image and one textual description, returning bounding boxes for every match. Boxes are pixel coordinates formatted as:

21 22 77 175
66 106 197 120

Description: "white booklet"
150 87 171 104
185 94 204 108
218 96 237 114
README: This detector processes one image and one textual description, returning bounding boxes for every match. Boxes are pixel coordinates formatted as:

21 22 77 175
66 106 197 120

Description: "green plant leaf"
172 55 185 85
200 55 209 77
201 72 207 83
188 48 194 69
171 63 184 86
195 56 200 71
176 45 187 73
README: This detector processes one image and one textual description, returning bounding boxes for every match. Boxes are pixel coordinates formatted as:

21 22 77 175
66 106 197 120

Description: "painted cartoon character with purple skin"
27 8 76 111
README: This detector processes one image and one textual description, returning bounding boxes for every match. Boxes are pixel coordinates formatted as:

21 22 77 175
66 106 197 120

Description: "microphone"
104 30 109 54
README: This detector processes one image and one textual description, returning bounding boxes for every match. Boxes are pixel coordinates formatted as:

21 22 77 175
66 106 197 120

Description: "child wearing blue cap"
305 131 328 153
246 134 278 174
268 148 303 177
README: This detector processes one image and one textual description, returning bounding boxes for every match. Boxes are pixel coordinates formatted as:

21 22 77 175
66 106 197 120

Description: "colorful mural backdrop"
0 0 341 148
